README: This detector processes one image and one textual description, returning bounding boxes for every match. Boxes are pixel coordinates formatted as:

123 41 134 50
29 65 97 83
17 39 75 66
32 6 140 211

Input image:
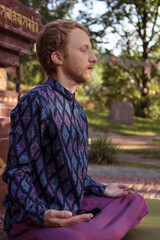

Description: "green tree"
78 0 160 98
102 64 140 108
100 0 160 97
20 0 78 24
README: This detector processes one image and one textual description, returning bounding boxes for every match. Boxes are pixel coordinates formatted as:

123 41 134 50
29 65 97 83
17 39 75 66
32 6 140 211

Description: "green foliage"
102 61 160 120
101 0 160 55
18 0 160 109
134 96 150 117
79 0 160 105
7 80 35 95
102 64 141 107
147 139 160 146
144 95 160 121
134 94 160 120
88 138 118 165
20 0 77 24
19 52 46 85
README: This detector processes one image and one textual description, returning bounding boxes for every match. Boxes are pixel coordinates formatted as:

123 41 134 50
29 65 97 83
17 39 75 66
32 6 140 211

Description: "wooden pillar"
0 90 18 222
0 68 7 91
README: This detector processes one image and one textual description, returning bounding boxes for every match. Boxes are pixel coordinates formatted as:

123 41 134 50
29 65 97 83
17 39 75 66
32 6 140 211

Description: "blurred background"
6 0 160 122
0 1 160 239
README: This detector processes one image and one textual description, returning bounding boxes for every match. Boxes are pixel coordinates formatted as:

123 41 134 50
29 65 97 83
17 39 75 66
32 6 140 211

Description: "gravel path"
88 165 160 178
88 165 160 200
88 127 160 200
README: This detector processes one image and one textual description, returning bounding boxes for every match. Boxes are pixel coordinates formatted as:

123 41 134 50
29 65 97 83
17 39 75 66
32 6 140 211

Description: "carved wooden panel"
0 0 41 67
0 0 41 42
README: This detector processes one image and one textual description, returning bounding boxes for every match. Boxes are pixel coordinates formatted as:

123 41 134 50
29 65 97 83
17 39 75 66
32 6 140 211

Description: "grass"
88 137 160 169
86 106 160 169
146 139 160 146
85 107 160 135
88 138 118 165
119 149 160 159
115 161 160 169
123 199 160 240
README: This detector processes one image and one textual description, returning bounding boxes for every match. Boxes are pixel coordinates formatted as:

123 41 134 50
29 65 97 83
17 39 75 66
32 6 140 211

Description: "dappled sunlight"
85 107 160 135
99 179 160 200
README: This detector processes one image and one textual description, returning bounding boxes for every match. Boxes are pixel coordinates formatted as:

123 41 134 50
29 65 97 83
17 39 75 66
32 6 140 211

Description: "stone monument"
109 101 134 125
0 0 41 225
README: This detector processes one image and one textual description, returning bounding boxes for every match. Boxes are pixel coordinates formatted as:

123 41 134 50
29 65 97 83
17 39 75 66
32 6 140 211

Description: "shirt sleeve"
3 93 50 227
84 175 106 196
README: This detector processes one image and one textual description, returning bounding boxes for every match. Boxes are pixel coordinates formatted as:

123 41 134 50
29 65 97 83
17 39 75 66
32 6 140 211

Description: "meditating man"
3 19 149 240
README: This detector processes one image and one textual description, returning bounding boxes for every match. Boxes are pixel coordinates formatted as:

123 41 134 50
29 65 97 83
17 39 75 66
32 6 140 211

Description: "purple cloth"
7 194 149 240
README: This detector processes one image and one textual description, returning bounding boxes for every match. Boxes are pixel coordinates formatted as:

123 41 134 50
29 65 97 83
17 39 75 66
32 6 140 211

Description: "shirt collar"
46 77 75 101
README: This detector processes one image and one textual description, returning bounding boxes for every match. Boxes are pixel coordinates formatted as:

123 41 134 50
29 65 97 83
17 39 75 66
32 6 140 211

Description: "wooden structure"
0 0 41 224
0 0 41 67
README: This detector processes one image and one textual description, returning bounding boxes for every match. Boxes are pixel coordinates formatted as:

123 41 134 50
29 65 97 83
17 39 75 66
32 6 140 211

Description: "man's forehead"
68 28 91 46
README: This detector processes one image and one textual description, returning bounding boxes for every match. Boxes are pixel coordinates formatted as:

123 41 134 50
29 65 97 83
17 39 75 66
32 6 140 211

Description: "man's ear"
51 52 63 65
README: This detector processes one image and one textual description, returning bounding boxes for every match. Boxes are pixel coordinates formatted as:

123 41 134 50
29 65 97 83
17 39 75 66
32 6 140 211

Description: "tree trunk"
141 70 150 96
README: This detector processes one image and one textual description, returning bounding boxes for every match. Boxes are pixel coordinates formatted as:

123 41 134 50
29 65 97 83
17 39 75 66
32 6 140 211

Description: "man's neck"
52 73 79 94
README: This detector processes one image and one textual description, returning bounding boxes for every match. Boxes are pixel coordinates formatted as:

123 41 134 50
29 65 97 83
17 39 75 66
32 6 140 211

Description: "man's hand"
44 209 93 227
103 183 134 198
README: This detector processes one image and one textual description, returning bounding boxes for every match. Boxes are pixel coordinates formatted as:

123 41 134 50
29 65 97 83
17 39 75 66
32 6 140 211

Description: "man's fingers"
44 209 73 226
124 188 135 194
55 210 73 218
111 188 134 198
58 213 93 226
117 184 135 191
48 213 93 227
126 187 135 191
44 210 93 227
117 184 129 189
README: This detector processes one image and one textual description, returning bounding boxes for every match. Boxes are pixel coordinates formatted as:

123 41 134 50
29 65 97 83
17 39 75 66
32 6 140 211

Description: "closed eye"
80 47 88 52
79 44 91 52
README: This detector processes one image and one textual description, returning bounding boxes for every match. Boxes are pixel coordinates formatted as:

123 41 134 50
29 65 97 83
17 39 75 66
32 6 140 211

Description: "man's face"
62 28 97 84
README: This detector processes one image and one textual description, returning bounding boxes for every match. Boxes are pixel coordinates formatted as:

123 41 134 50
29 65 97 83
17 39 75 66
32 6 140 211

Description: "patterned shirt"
3 78 105 230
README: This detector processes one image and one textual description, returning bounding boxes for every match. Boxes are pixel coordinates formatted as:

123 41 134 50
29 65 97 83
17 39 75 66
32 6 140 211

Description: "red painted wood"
0 0 41 42
0 48 19 67
0 32 30 55
0 0 41 67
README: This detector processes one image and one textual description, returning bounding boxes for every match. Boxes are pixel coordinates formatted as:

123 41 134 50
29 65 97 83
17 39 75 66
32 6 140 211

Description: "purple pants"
7 193 149 240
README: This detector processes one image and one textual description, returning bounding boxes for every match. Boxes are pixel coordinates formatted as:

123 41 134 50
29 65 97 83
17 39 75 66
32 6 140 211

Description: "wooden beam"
0 32 30 55
0 48 19 67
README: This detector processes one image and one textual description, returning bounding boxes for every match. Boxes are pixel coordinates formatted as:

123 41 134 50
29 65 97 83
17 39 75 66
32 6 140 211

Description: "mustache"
87 65 94 69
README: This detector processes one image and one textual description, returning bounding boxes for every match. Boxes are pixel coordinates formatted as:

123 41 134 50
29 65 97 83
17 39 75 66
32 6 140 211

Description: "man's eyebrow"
79 44 92 49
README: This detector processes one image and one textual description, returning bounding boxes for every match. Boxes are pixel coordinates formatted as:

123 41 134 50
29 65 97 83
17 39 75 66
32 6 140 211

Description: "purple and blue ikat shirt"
3 78 105 230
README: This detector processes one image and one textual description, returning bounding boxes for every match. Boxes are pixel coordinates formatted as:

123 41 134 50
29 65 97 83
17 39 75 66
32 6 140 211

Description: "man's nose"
89 51 97 63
